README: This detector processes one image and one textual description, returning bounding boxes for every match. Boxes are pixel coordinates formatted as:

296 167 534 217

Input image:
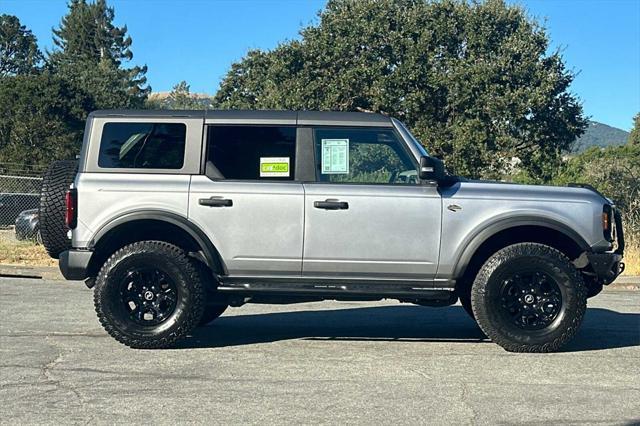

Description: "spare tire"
39 160 78 259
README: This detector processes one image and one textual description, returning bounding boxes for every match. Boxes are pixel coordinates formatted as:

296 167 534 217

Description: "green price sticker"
259 157 290 177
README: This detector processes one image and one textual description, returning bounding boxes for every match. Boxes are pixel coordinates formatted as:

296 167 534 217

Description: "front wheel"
471 243 587 353
198 304 228 326
94 241 205 349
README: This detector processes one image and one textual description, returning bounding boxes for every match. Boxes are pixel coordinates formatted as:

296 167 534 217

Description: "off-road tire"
191 261 228 326
39 160 78 259
471 243 587 353
94 241 205 349
199 304 228 326
459 293 474 320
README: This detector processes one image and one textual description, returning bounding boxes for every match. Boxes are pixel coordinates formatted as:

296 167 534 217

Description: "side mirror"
419 156 445 182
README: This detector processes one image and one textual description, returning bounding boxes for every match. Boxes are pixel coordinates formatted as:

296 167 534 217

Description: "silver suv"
40 110 625 352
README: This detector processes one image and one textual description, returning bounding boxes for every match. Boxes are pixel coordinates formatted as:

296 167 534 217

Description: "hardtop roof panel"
89 109 393 127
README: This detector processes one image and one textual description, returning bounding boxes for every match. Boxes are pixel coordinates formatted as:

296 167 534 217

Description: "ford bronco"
39 110 625 352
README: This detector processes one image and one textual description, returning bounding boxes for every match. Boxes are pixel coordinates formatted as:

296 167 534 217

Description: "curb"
1 263 638 289
0 264 64 281
608 275 640 291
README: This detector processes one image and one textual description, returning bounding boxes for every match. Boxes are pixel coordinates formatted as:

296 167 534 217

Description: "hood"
444 178 610 205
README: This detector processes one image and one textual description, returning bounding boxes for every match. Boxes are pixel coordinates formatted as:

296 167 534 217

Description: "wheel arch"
86 211 225 278
452 217 590 293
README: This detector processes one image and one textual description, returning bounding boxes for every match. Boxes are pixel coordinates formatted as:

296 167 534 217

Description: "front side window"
207 126 296 180
98 122 186 169
314 128 417 184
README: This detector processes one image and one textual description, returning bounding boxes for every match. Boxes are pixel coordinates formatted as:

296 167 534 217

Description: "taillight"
65 188 77 229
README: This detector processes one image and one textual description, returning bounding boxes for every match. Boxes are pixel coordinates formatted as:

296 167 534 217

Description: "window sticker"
321 139 349 174
260 157 290 177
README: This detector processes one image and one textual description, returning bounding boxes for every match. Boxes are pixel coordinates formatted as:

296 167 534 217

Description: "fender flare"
90 210 225 274
451 216 591 280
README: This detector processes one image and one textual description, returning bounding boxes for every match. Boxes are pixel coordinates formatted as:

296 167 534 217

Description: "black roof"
88 109 393 127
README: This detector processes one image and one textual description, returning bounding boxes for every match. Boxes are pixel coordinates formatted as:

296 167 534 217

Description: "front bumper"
587 208 625 285
59 249 92 281
586 252 624 285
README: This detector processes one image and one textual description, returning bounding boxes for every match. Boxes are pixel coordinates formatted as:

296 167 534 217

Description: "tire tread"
93 241 205 349
471 243 587 353
39 160 78 259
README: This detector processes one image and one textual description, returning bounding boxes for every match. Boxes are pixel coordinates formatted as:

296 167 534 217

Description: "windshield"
392 119 428 157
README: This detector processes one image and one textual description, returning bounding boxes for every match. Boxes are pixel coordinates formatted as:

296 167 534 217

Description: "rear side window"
207 126 296 180
98 122 186 169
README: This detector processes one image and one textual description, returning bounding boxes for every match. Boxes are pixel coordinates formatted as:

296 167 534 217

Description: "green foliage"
630 113 640 146
51 57 147 109
48 0 149 109
213 0 587 181
571 121 630 153
0 73 93 166
0 14 42 76
50 0 132 65
554 145 640 238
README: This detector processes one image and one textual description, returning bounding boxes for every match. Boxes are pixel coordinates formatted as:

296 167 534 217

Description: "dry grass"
623 240 639 276
0 230 56 267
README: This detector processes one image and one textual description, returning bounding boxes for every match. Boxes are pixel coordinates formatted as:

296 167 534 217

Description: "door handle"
313 199 349 210
199 197 233 207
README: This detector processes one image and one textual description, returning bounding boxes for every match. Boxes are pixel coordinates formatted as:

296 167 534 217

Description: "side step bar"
217 276 455 300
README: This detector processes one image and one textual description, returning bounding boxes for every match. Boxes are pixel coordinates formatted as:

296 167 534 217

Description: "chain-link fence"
0 163 45 230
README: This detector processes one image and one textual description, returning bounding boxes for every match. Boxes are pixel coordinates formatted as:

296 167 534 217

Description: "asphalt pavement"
1 278 639 425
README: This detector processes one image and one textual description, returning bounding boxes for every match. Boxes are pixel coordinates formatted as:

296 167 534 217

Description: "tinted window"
314 128 417 184
98 123 186 169
207 126 296 180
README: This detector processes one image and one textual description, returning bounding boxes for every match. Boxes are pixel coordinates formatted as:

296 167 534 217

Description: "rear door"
189 125 304 276
302 127 442 280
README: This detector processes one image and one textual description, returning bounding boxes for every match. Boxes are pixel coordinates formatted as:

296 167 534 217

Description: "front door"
302 127 442 280
189 125 304 276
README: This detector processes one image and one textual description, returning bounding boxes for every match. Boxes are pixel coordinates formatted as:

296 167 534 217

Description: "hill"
571 121 629 153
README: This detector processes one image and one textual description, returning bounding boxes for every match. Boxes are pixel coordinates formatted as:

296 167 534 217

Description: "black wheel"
199 304 228 326
94 241 205 349
39 160 78 259
471 243 587 353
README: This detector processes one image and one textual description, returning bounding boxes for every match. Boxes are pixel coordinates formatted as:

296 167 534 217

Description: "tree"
214 0 587 180
630 113 640 146
0 73 93 166
51 0 132 65
552 145 640 239
48 0 149 108
0 15 42 76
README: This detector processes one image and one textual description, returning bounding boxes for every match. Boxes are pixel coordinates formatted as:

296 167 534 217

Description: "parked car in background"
0 194 40 227
15 209 41 243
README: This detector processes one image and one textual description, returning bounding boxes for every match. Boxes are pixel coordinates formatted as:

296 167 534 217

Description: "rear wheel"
471 243 587 353
94 241 205 349
39 160 78 258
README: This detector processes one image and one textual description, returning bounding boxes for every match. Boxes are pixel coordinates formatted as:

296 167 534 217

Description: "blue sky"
2 0 639 130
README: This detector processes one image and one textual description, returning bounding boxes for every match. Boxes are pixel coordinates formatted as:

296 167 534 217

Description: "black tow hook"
618 262 626 275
